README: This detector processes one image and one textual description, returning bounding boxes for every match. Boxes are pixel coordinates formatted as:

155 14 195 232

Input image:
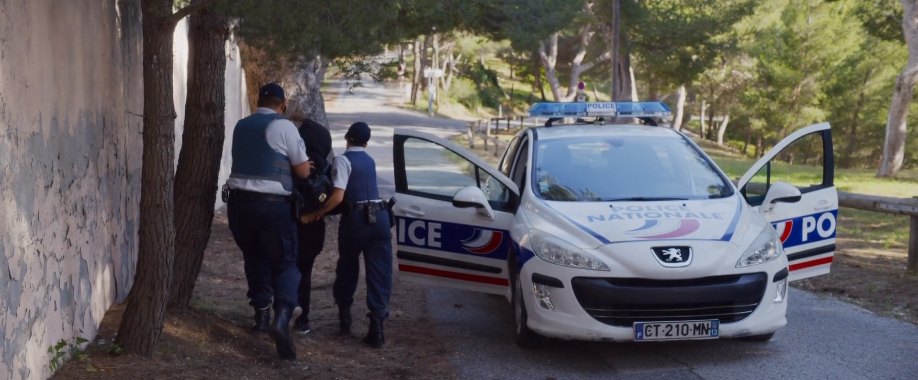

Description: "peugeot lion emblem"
651 246 693 267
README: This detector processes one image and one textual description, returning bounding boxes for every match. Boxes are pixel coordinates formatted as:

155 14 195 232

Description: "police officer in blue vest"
301 121 392 348
225 83 311 360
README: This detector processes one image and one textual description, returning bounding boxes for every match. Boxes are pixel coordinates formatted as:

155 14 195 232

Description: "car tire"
509 253 543 349
740 332 775 342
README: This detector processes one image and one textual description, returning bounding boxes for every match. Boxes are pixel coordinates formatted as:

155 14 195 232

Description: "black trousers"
228 198 300 310
296 218 326 322
333 209 393 320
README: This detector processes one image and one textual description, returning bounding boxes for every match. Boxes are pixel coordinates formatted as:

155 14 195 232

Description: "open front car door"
392 129 519 295
737 123 837 281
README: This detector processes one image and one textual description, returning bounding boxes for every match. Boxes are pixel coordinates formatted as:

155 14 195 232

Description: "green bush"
450 77 481 109
460 61 503 109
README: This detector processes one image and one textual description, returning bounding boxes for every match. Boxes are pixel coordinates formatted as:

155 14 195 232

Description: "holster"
291 190 303 220
386 198 397 226
221 184 231 203
344 201 386 224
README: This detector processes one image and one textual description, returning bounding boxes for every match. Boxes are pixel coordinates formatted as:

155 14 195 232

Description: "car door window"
509 138 530 191
402 137 512 210
743 131 829 206
499 135 522 177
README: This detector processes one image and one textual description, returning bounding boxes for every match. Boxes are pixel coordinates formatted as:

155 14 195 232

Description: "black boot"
269 304 296 360
338 305 352 335
362 314 384 348
250 305 271 333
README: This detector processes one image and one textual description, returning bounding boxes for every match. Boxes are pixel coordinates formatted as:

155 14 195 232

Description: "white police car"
391 102 837 347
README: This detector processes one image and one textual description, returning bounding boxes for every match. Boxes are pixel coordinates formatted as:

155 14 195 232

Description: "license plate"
633 320 719 341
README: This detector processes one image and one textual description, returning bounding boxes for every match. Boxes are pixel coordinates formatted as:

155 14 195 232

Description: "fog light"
532 282 555 311
774 278 788 303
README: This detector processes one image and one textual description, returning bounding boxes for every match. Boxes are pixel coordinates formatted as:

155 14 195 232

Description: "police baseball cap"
258 83 285 101
345 122 371 145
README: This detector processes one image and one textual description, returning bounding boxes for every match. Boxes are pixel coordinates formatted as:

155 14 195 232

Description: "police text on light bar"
527 102 672 118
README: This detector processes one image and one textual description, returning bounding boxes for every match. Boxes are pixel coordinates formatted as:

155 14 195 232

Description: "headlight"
736 228 783 268
530 232 610 271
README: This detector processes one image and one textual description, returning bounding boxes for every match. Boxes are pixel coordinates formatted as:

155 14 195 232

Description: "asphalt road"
324 76 918 380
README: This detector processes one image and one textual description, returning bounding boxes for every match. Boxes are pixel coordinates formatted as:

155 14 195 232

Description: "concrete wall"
0 1 246 378
0 1 143 378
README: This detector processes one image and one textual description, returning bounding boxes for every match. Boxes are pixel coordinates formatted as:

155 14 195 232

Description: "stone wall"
0 1 247 378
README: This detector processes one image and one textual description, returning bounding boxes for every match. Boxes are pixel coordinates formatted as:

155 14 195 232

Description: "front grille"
572 273 768 327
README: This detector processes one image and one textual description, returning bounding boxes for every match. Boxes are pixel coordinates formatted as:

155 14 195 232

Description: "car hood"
538 197 745 246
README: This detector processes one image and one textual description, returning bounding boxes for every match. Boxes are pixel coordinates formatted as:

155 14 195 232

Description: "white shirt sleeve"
265 118 309 165
331 154 351 190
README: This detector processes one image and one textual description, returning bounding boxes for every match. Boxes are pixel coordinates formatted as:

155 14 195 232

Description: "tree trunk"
842 68 872 168
610 0 622 99
410 36 422 105
707 105 717 140
716 113 730 146
169 6 228 310
879 0 918 176
609 0 635 102
117 0 179 355
420 35 431 92
443 50 459 93
700 100 707 138
310 58 330 126
561 19 611 101
538 34 563 102
742 127 751 155
287 56 329 127
670 85 687 131
432 33 440 92
627 57 638 101
533 65 546 101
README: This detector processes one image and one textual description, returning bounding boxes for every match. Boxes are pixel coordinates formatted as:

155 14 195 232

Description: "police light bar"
527 102 672 118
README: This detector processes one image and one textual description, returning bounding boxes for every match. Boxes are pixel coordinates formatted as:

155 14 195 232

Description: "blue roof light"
527 102 672 118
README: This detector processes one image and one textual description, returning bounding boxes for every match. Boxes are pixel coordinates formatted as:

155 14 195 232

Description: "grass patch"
838 208 910 251
692 131 918 197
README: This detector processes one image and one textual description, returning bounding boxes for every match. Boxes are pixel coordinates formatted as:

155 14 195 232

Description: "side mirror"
760 181 801 214
452 186 495 220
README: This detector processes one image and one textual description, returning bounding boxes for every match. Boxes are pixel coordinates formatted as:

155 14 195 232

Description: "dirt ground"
54 211 457 379
53 201 917 379
795 212 918 325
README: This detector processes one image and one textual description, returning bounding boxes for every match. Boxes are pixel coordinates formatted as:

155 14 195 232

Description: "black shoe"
269 304 296 360
338 306 352 335
250 306 271 334
293 316 311 335
362 314 384 348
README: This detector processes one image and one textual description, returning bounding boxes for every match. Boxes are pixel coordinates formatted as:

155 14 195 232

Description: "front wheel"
511 264 543 349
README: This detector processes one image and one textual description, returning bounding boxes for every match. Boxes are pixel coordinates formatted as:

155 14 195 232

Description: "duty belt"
228 189 291 203
345 200 386 213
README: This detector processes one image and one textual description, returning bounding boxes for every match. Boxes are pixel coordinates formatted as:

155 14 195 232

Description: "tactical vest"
343 150 380 204
230 112 293 191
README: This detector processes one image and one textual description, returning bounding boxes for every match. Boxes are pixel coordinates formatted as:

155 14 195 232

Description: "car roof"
531 124 683 141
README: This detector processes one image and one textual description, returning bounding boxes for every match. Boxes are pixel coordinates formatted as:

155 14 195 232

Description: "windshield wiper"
603 196 689 202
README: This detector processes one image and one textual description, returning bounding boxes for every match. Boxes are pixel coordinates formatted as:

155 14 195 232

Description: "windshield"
533 135 733 201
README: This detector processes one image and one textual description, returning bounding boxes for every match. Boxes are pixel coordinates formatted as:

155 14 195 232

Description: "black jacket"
298 118 333 172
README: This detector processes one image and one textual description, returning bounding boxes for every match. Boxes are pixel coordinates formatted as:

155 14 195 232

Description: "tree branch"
165 0 218 28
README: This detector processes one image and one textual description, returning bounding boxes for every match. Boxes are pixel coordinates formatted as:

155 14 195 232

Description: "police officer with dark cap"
224 82 310 359
301 121 393 348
